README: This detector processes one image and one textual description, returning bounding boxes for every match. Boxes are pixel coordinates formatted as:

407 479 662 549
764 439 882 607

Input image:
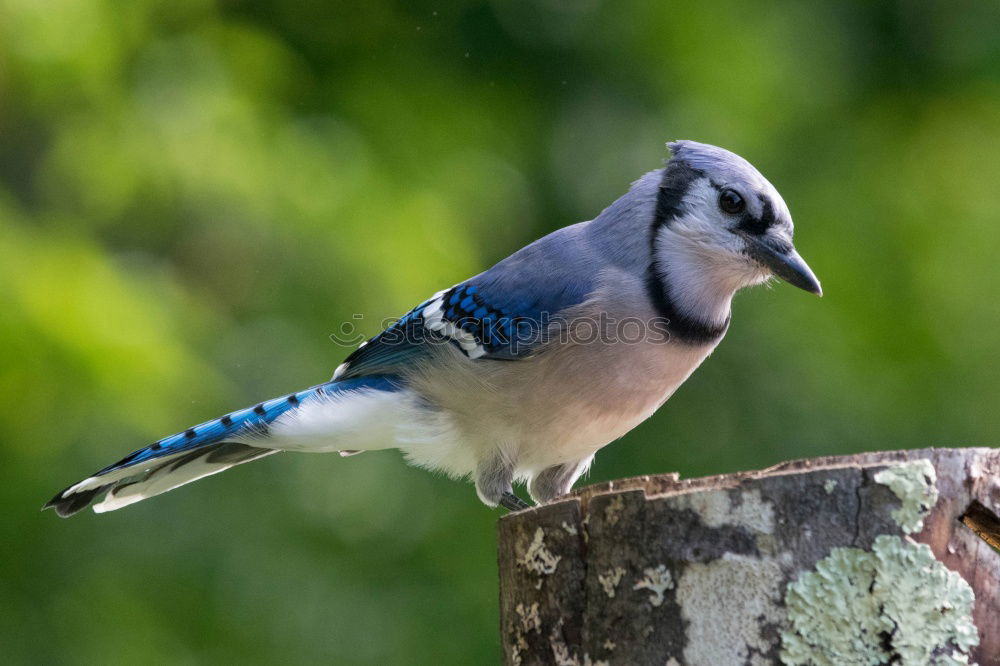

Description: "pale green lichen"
632 564 674 606
781 535 979 665
518 527 561 589
677 553 784 664
603 495 625 526
598 566 626 598
874 460 939 533
672 487 775 535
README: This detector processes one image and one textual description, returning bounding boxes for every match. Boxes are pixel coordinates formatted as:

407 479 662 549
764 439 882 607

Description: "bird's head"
653 140 821 298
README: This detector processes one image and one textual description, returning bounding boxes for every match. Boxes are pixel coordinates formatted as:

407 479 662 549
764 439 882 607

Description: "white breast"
507 336 717 473
400 299 722 479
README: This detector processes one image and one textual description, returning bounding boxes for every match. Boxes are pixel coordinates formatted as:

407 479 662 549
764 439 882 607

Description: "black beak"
744 235 822 296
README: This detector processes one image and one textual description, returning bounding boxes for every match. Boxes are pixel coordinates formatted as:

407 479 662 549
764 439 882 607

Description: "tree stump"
497 448 1000 665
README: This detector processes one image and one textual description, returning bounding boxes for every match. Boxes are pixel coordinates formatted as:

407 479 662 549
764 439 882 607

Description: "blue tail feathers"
96 391 307 476
45 375 401 517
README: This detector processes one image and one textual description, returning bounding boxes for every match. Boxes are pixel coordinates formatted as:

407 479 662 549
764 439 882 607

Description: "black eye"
718 189 745 215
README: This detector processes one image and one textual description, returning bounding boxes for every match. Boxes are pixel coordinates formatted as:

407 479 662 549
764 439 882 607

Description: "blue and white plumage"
46 140 821 516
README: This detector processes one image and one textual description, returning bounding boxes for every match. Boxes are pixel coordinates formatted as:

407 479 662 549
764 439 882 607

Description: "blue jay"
46 140 821 517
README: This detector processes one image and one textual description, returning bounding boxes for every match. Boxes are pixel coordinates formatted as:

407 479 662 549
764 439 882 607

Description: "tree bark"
497 448 1000 665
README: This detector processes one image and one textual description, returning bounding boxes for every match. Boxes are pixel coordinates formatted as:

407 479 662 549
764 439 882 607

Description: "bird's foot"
499 491 532 512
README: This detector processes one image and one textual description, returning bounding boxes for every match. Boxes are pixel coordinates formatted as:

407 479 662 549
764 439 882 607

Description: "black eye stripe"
735 194 776 235
759 195 775 226
711 185 778 236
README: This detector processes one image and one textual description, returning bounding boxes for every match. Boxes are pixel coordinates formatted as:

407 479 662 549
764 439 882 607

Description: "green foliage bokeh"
2 0 1000 662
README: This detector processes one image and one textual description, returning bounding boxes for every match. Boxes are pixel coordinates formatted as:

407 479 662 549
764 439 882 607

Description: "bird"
45 140 821 517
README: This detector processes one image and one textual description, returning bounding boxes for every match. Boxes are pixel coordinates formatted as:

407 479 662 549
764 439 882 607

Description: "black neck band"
645 164 730 345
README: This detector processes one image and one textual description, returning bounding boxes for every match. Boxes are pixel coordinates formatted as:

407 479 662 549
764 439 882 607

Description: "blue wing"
336 228 596 378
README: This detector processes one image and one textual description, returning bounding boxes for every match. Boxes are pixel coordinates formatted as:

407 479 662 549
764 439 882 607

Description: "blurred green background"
3 0 1000 662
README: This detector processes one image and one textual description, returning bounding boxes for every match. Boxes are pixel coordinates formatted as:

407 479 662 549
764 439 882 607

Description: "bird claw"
500 491 532 512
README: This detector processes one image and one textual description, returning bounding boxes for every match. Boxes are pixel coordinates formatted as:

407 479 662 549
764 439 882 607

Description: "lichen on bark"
873 459 939 534
780 537 978 664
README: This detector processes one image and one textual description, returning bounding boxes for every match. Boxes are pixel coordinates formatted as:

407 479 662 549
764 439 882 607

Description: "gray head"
654 140 821 298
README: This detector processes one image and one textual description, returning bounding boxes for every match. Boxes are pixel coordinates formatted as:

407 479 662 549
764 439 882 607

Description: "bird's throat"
646 236 737 346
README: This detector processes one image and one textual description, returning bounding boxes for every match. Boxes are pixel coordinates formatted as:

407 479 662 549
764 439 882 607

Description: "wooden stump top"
498 447 1000 665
